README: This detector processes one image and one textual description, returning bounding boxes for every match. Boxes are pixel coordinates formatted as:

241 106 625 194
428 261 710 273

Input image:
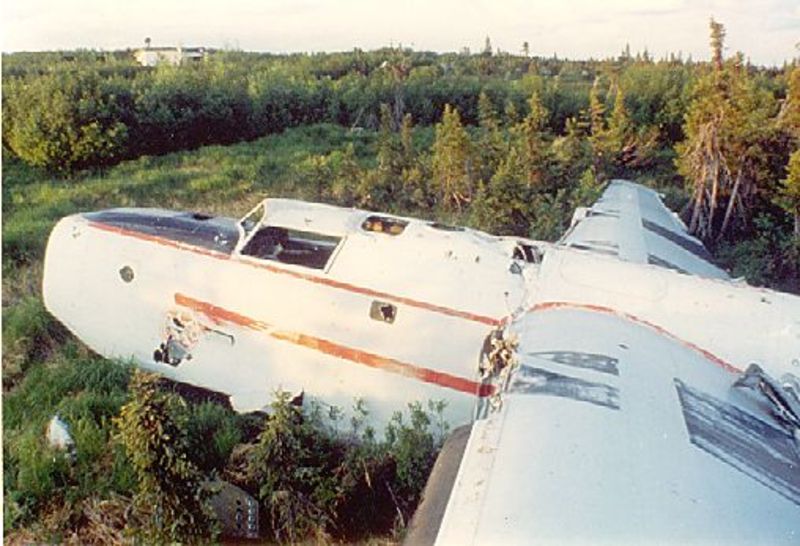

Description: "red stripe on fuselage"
174 292 494 397
88 220 501 326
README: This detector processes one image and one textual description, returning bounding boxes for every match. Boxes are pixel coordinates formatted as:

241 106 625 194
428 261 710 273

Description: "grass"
2 123 379 270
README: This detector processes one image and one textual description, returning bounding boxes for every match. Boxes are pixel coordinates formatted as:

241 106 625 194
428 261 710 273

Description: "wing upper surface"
561 180 729 279
433 307 799 545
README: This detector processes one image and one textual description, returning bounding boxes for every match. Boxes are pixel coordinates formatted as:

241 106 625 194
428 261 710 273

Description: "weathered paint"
675 378 800 506
43 179 800 542
509 365 620 409
528 300 743 374
46 199 523 425
91 220 503 326
176 291 494 397
526 350 620 376
434 308 800 545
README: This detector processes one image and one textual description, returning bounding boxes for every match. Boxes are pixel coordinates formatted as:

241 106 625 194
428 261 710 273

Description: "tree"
551 115 592 183
588 75 613 179
515 91 550 187
607 85 633 152
710 18 725 71
676 19 779 242
382 47 411 128
475 91 506 183
329 144 362 205
483 36 493 56
471 146 532 235
398 113 432 210
779 149 800 235
504 99 520 125
3 69 131 172
355 104 403 208
431 104 475 210
780 66 800 137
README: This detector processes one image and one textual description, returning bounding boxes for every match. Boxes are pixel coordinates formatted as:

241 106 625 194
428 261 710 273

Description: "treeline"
275 44 798 291
2 27 798 291
2 47 698 173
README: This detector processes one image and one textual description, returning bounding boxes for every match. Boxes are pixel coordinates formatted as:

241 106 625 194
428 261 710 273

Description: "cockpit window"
241 226 341 270
239 203 264 241
361 215 408 235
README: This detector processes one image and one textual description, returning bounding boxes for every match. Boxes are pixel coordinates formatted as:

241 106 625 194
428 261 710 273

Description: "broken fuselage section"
43 198 540 425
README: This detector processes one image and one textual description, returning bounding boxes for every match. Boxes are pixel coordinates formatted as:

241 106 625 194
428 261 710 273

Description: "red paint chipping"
174 293 268 330
174 293 492 397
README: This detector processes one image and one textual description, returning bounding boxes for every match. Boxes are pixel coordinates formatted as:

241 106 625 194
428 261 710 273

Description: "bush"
184 402 242 473
717 214 800 292
243 394 448 543
114 370 217 544
4 70 132 172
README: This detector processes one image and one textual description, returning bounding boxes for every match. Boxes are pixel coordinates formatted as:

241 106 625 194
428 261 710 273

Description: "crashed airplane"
43 180 800 543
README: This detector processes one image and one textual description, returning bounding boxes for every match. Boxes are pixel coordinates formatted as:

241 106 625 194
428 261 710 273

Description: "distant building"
134 45 209 67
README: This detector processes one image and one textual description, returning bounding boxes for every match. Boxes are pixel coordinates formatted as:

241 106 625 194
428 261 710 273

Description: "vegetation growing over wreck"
3 19 799 543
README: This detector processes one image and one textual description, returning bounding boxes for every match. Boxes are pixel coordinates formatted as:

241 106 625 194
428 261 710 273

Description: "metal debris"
47 414 76 460
478 329 520 413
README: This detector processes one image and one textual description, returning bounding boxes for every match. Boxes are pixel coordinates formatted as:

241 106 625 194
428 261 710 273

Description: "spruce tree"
779 150 800 235
471 147 531 235
589 76 612 180
431 104 474 210
516 91 550 187
608 86 633 152
676 19 778 242
476 91 506 183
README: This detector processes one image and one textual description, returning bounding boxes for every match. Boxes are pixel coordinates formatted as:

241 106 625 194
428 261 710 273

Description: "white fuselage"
42 193 800 428
43 203 530 426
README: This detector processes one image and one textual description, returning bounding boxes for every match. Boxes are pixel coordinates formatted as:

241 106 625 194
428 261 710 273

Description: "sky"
3 0 799 66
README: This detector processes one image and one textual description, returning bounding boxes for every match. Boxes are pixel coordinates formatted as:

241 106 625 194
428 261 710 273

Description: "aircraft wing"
560 179 729 279
408 305 800 545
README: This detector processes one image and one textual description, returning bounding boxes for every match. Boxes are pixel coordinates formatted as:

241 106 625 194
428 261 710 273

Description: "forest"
3 19 799 543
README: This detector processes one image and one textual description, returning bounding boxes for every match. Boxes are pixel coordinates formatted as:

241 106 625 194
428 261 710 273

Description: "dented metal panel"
675 379 800 506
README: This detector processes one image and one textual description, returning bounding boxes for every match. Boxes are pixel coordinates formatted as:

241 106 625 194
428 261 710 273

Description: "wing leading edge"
418 307 800 545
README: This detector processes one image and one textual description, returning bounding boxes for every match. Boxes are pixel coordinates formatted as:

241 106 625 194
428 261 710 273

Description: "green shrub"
6 431 71 526
4 69 132 172
184 401 243 473
717 214 800 292
114 370 217 544
244 394 448 543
